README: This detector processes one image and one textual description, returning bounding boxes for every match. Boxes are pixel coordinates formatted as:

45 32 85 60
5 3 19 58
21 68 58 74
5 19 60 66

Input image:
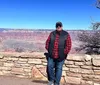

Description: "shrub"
77 30 100 54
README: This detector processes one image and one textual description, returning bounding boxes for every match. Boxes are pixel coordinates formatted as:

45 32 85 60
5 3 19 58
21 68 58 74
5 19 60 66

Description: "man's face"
56 26 62 31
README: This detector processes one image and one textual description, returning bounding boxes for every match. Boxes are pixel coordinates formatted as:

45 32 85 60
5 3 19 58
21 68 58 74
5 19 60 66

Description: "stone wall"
0 52 100 85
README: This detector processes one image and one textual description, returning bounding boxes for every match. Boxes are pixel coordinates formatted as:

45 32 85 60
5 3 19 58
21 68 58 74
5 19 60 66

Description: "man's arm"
45 32 52 51
64 33 72 54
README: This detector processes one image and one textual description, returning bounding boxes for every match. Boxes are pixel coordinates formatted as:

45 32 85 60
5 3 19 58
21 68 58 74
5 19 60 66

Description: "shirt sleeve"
64 33 72 54
45 32 52 51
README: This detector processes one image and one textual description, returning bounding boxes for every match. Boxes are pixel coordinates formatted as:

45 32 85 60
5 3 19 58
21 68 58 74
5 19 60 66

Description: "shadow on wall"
32 80 48 84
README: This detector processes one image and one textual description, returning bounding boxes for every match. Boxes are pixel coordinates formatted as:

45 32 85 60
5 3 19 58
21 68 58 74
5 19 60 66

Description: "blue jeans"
47 57 65 85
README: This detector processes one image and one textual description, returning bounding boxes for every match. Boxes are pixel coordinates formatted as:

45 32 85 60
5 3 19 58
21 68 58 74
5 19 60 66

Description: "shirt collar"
56 30 63 35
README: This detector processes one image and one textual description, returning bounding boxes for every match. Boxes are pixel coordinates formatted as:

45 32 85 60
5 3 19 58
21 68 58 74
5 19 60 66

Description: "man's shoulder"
62 30 69 35
50 30 56 34
50 30 69 35
52 30 56 33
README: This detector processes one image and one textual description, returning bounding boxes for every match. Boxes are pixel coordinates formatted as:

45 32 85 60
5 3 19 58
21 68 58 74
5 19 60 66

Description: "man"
45 22 71 85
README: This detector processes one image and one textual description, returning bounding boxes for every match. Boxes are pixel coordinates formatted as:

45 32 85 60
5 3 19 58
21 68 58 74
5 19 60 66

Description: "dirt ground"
0 76 47 85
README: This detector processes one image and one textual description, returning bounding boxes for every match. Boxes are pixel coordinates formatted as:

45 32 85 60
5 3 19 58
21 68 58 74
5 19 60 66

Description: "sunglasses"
56 25 62 28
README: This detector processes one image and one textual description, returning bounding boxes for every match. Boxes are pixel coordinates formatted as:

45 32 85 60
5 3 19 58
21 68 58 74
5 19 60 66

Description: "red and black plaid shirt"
45 31 71 59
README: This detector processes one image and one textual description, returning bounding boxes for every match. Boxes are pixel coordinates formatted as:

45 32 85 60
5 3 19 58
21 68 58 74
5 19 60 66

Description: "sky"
0 0 100 30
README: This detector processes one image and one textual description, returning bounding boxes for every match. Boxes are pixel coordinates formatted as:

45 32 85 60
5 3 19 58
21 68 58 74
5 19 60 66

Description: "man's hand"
44 52 49 60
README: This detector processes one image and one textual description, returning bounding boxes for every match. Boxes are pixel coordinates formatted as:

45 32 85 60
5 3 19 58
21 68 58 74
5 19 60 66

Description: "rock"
11 67 24 75
17 61 27 64
81 69 94 74
65 64 79 68
92 58 100 66
0 62 3 66
65 60 74 65
94 70 100 75
19 58 28 62
20 63 30 67
0 67 11 71
66 72 81 77
23 67 32 69
63 66 69 71
14 62 21 67
36 65 45 68
42 62 47 66
0 59 7 62
38 67 47 77
85 61 92 66
0 71 3 75
93 67 100 70
94 83 100 85
15 75 28 78
80 66 92 70
67 54 84 61
4 57 18 61
4 63 14 67
85 81 93 85
69 68 81 73
60 77 66 84
82 74 94 80
94 75 100 79
28 59 42 64
20 52 45 58
85 55 92 61
24 68 31 72
34 52 45 58
62 71 66 77
65 76 81 84
11 57 18 61
0 54 4 59
80 80 86 85
93 79 100 82
32 66 47 81
33 52 45 58
75 62 84 66
41 59 47 63
2 70 11 75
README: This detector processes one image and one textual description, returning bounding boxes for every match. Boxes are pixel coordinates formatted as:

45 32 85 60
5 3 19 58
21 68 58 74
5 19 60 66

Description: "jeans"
47 57 65 85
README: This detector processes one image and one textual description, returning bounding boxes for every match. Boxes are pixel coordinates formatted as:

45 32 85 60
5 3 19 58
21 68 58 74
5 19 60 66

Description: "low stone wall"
0 52 100 85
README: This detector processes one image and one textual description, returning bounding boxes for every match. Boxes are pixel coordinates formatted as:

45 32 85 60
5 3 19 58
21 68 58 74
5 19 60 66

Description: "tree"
76 0 100 54
91 22 100 30
77 30 100 54
90 16 100 30
96 0 100 9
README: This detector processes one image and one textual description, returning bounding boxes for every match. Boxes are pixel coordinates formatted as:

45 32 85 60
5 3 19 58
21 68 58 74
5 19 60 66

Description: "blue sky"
0 0 100 30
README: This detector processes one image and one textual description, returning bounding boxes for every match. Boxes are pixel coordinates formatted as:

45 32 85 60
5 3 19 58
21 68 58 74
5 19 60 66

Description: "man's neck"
56 30 63 35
